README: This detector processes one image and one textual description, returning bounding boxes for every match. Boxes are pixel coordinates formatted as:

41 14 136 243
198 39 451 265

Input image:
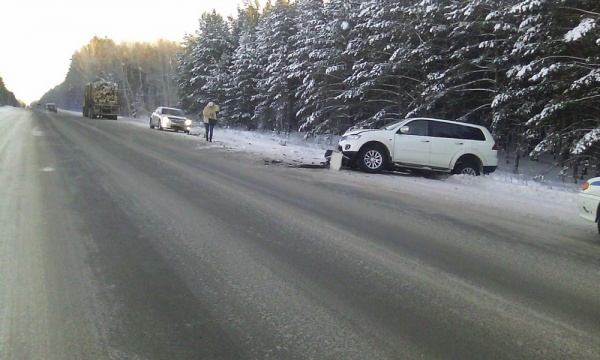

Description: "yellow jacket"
203 104 220 123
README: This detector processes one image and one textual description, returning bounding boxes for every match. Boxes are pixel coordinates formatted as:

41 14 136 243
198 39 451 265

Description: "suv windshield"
163 108 185 117
381 119 408 130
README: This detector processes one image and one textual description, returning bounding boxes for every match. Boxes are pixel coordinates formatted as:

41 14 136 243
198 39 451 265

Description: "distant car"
45 103 57 113
334 117 498 175
577 177 600 235
149 107 192 134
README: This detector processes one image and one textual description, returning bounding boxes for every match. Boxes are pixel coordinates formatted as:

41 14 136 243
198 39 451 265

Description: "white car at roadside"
149 107 193 134
336 117 498 175
577 177 600 235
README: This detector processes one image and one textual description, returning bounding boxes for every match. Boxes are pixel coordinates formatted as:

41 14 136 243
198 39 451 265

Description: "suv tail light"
492 143 497 150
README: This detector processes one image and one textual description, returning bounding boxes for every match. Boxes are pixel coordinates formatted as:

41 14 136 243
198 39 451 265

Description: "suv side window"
461 126 486 141
431 121 486 141
401 120 429 136
431 121 462 139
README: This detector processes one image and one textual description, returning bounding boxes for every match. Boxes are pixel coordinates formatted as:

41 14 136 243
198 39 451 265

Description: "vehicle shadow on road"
334 166 451 180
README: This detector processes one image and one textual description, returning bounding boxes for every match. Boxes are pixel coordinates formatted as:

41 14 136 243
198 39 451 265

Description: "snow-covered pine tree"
226 29 261 129
222 1 263 129
400 0 455 119
252 0 298 133
499 0 599 173
176 33 201 113
559 3 600 165
177 11 234 117
170 0 598 181
310 0 362 134
437 0 515 128
344 0 424 129
500 0 566 170
486 1 522 159
287 0 328 136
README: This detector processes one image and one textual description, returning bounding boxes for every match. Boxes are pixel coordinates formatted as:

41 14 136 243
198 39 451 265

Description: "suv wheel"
454 162 480 176
358 145 386 173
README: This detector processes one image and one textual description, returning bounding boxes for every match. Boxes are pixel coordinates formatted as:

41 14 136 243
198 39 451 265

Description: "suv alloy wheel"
453 162 480 176
359 145 387 173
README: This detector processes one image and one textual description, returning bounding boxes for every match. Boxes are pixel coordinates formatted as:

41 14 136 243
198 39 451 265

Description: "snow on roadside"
120 115 586 225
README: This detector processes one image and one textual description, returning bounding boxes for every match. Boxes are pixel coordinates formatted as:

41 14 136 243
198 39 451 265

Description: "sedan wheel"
358 145 386 173
150 119 155 129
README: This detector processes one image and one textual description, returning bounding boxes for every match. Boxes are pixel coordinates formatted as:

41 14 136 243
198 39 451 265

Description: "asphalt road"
1 107 599 359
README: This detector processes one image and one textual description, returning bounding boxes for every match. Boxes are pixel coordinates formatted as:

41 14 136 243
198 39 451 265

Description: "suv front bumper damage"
324 149 355 167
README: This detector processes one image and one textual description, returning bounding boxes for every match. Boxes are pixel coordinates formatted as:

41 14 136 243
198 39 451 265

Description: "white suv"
337 117 498 175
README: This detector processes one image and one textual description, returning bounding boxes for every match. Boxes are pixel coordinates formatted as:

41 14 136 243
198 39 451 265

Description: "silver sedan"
150 107 192 134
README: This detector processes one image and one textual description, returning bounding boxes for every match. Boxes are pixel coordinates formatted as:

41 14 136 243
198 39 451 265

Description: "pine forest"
37 0 600 173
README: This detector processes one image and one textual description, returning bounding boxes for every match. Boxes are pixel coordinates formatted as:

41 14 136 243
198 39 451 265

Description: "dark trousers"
204 119 216 141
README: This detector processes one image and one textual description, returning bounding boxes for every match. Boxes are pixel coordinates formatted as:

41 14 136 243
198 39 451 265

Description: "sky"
1 0 257 104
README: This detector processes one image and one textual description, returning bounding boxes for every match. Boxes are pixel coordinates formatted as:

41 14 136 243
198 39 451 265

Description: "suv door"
392 119 431 165
429 121 486 168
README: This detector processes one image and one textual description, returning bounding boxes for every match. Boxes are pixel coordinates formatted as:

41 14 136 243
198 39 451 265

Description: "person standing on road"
202 101 220 142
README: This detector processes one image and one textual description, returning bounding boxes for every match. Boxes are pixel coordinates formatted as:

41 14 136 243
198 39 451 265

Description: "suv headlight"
344 134 361 141
185 119 192 126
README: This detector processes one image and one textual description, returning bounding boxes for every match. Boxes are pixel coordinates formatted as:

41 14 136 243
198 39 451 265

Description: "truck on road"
83 80 120 119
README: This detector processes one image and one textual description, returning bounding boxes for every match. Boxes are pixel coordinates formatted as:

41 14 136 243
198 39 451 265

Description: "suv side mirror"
400 125 410 134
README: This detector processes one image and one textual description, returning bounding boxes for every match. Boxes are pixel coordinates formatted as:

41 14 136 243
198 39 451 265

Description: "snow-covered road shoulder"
115 114 590 238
